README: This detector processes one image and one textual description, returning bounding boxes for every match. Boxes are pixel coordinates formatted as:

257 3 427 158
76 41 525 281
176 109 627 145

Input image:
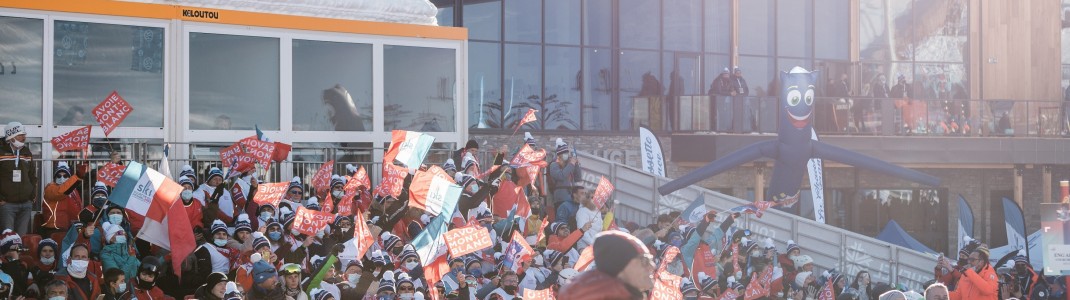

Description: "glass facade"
189 33 280 130
54 21 165 127
0 17 43 125
448 0 860 132
383 45 457 132
291 40 373 131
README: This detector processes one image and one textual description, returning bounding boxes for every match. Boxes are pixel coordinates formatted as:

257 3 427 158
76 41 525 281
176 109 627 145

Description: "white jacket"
575 206 602 250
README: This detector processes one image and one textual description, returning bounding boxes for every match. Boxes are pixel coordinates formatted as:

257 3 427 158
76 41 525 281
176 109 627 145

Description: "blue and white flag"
1002 197 1027 252
957 195 974 251
676 194 708 226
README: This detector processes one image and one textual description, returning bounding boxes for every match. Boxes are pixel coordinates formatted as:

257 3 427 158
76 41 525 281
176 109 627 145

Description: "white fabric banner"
639 127 666 177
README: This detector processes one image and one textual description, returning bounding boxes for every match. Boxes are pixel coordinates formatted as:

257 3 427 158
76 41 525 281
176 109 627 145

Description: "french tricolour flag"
384 130 436 168
110 161 196 277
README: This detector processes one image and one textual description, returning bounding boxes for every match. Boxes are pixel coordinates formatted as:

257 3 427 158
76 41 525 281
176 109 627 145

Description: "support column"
1044 165 1053 203
1014 165 1024 207
755 162 766 202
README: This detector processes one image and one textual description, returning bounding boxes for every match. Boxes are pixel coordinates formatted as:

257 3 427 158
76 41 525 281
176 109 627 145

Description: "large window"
188 33 279 130
0 17 43 125
619 0 660 50
584 0 613 47
469 42 501 129
54 21 164 127
503 0 540 43
664 0 702 52
463 0 500 41
542 46 581 130
383 45 456 131
503 44 542 128
291 40 373 131
545 0 580 45
583 48 613 131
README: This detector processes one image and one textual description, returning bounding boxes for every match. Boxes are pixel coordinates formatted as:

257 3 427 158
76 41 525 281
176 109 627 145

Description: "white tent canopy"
121 0 440 25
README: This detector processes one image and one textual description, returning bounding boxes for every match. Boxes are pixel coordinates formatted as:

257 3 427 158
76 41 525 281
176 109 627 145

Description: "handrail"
574 150 937 292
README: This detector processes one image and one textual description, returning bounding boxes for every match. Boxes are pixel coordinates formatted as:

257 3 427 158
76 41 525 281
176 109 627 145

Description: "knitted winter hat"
207 167 224 181
345 164 358 176
442 159 457 173
251 232 270 251
791 255 813 267
305 197 321 211
330 175 345 188
593 231 649 277
398 246 419 264
178 176 195 188
180 164 197 182
549 222 567 234
38 238 58 257
461 152 478 172
524 132 536 147
785 239 800 253
680 278 699 295
395 271 414 289
223 282 242 300
234 213 252 233
102 222 124 243
3 122 25 140
795 271 813 287
727 276 744 290
698 272 717 292
0 230 21 253
252 258 277 284
288 176 303 192
205 272 228 291
92 181 109 198
377 270 396 294
210 219 228 236
381 232 401 251
555 138 569 155
310 288 332 300
54 162 71 177
1014 250 1028 264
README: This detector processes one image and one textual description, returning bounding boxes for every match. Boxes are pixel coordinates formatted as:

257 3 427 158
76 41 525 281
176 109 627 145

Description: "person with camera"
948 245 997 300
0 229 28 298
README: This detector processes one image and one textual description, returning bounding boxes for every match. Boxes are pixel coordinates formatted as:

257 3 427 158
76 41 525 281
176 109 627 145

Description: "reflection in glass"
583 48 612 131
54 21 164 127
431 0 455 26
464 0 501 40
815 0 849 60
542 46 581 130
912 0 966 63
1064 0 1070 65
738 56 774 97
545 0 580 45
469 42 501 129
776 0 813 58
504 0 541 42
739 0 774 55
384 45 456 131
584 0 613 47
189 33 279 130
292 40 372 131
859 0 913 61
704 54 731 94
619 0 660 50
705 0 732 54
0 17 43 125
619 50 660 129
663 0 702 52
914 63 966 99
503 44 541 128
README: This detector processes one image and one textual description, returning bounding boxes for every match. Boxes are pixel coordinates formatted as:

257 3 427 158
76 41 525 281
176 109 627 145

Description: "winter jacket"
100 242 140 281
731 76 750 96
949 264 998 300
0 143 37 203
547 229 584 253
43 175 84 230
709 76 733 96
559 269 644 300
57 274 101 300
575 206 602 250
132 285 173 300
548 160 581 204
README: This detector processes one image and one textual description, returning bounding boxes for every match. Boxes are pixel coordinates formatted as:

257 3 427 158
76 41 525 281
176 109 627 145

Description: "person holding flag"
42 161 88 237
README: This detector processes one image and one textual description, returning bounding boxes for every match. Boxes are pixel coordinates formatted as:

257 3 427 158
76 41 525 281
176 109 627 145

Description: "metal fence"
574 151 937 292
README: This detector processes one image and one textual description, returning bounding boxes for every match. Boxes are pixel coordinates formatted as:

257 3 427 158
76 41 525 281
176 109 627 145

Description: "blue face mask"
260 212 273 221
469 268 483 278
378 296 396 300
268 232 282 241
113 235 126 244
109 214 123 225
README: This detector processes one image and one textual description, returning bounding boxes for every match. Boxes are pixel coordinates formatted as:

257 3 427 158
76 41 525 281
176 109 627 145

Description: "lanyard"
13 147 19 168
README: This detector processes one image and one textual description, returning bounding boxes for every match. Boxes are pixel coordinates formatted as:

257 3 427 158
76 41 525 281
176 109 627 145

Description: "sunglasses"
55 175 69 179
398 286 415 292
289 191 302 195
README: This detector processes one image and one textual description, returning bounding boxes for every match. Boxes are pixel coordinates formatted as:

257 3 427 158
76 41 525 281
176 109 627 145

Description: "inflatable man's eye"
804 90 814 105
787 90 802 106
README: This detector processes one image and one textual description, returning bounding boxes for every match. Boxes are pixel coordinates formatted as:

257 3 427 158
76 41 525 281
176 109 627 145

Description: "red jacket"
42 177 83 230
133 285 174 300
182 200 204 230
57 274 101 300
547 230 583 253
559 269 644 300
950 264 998 300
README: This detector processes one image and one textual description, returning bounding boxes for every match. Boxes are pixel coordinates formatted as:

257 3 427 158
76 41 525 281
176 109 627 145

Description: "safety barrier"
574 151 937 292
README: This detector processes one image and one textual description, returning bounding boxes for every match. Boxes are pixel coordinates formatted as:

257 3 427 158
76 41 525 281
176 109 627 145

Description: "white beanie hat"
103 222 125 242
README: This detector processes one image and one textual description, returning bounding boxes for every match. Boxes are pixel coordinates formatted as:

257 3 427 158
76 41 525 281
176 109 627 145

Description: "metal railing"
629 95 1070 138
574 151 937 291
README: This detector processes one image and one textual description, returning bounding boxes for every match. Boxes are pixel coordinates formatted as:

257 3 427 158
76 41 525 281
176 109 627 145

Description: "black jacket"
0 143 37 202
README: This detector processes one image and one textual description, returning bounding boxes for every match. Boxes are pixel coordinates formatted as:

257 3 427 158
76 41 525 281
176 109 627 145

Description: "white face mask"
56 177 68 185
399 294 414 300
347 273 361 285
116 282 127 293
180 190 194 201
10 141 24 149
404 261 419 270
49 297 65 300
40 256 55 265
68 259 89 278
332 190 344 199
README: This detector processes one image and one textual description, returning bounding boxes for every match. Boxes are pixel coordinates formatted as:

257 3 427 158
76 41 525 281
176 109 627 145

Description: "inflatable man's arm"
658 140 778 195
812 141 941 187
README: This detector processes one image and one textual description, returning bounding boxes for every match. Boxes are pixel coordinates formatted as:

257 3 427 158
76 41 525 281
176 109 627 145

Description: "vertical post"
755 162 766 202
1044 165 1053 203
1014 165 1024 207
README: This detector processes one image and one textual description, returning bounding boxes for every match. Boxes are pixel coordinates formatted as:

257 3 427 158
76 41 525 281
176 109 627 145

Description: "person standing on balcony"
549 139 582 225
0 122 37 235
709 68 732 132
892 75 919 134
731 67 755 133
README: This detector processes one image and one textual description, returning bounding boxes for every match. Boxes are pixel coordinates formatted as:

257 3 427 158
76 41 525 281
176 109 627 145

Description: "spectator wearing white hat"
0 121 37 234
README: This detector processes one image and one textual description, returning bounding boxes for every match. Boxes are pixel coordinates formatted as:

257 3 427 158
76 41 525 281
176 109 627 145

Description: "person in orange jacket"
42 162 87 237
950 245 998 300
546 221 592 253
1011 252 1050 300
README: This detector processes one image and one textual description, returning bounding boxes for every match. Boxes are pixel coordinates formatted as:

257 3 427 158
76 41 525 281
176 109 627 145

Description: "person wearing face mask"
0 122 38 235
479 270 521 300
235 232 273 292
44 279 71 300
520 252 549 290
680 278 701 300
130 257 169 300
396 247 423 284
228 213 255 253
376 270 398 300
98 267 129 300
56 244 100 300
61 210 104 261
98 222 138 282
42 161 88 238
394 272 417 300
27 239 60 298
322 216 353 252
190 220 241 293
257 204 278 229
335 259 369 299
0 230 27 298
193 272 229 300
1010 251 1048 300
538 250 569 290
182 173 207 230
548 138 581 224
283 177 306 209
326 175 352 215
